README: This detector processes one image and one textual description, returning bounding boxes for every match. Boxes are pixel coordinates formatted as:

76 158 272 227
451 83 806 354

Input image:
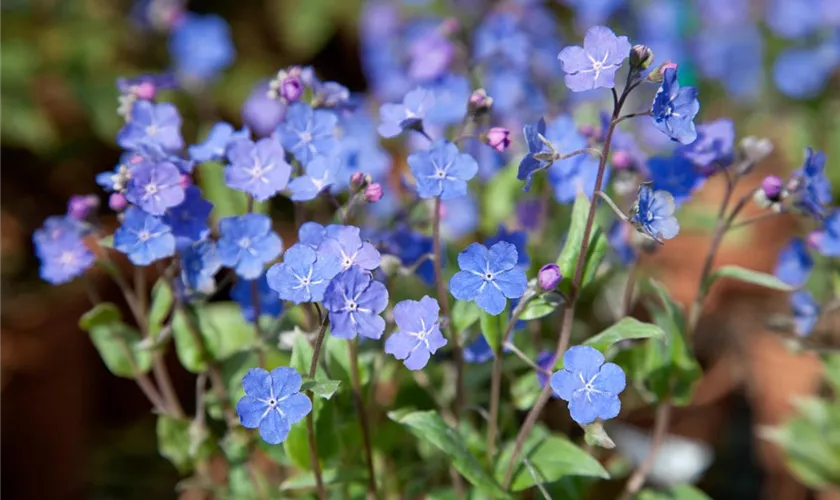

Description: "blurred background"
1 0 839 499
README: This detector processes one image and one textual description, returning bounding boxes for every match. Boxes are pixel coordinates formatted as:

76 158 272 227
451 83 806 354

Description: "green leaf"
582 422 615 449
389 410 509 497
196 161 267 226
80 303 151 378
639 485 712 500
148 280 174 339
452 300 481 334
280 468 366 491
584 317 665 353
707 265 794 292
556 194 608 291
171 303 258 373
495 426 609 491
301 378 341 400
479 308 507 354
519 292 563 321
284 397 339 471
98 234 114 249
156 415 212 473
480 163 520 233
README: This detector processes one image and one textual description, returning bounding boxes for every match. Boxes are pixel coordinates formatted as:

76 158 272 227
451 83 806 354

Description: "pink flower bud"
485 127 511 153
364 183 383 202
350 172 366 187
67 195 100 220
612 151 633 170
134 82 157 101
109 193 128 212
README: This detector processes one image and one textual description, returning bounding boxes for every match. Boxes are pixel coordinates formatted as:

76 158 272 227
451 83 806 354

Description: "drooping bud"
538 263 563 291
364 183 383 202
646 61 678 83
350 172 366 188
468 88 493 115
109 192 128 212
67 195 100 220
483 127 511 153
761 175 783 201
630 44 655 70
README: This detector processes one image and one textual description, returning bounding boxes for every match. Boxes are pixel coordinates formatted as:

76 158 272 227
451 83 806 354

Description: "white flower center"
138 230 151 242
239 237 251 248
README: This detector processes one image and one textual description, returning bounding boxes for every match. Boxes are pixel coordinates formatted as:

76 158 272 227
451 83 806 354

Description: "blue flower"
163 186 213 249
425 74 471 127
765 0 822 39
473 12 530 68
188 122 250 163
773 46 837 99
218 214 283 280
114 207 176 266
335 110 392 186
125 160 185 216
694 26 763 100
180 241 221 295
169 13 235 81
408 140 478 200
117 100 184 153
630 184 680 242
793 148 832 219
440 194 479 240
561 0 626 27
816 211 840 257
235 367 311 445
317 225 381 271
450 242 528 315
225 138 291 202
486 226 530 268
608 220 636 265
385 296 447 370
517 118 552 191
323 266 389 340
543 116 603 204
557 26 631 92
774 238 813 288
298 222 326 248
231 274 284 323
376 227 435 286
266 243 341 304
677 119 735 176
651 68 700 145
377 87 435 138
242 81 287 138
33 219 94 285
536 351 557 394
790 291 819 337
276 103 338 165
646 154 703 206
550 345 626 425
408 29 454 82
464 335 495 364
288 155 341 201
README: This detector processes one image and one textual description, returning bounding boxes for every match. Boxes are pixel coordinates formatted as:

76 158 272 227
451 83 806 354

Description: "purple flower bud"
579 124 597 138
484 127 511 153
109 192 128 212
133 81 157 101
538 263 562 291
67 195 99 220
242 81 286 137
364 183 383 202
468 88 493 114
277 67 304 103
612 151 633 170
807 231 822 250
761 175 783 200
350 172 366 187
630 44 655 70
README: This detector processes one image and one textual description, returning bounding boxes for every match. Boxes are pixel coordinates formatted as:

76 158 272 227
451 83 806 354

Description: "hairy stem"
349 339 378 498
306 318 330 500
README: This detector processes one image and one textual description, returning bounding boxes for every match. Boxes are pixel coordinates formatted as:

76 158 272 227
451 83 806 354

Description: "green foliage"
495 425 609 492
156 415 214 473
584 317 665 353
480 163 521 233
639 484 712 500
706 265 794 293
519 291 563 321
389 409 509 497
196 161 268 225
148 280 174 340
479 307 508 353
556 194 608 292
171 303 258 373
79 303 152 378
301 378 342 400
451 300 481 335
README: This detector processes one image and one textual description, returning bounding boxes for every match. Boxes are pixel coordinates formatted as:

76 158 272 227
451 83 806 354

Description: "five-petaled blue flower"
169 13 235 82
288 155 341 201
266 243 341 304
793 148 832 219
377 87 435 138
235 367 312 445
218 214 283 279
790 290 819 337
125 160 185 216
450 242 528 315
225 138 291 202
114 207 176 266
117 100 184 153
407 140 478 200
231 273 284 323
517 118 552 192
486 226 530 268
557 26 631 92
323 266 389 340
774 238 813 288
385 296 447 370
652 68 700 145
298 222 326 248
549 345 626 425
163 186 213 249
33 218 94 285
188 122 250 163
646 154 704 206
317 225 381 271
678 119 735 176
630 184 680 242
180 241 221 295
276 103 338 165
816 211 840 257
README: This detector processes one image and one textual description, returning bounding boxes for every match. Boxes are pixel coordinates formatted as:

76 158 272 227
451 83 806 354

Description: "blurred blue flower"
288 155 340 202
277 103 338 165
549 345 625 425
117 100 184 153
647 154 703 205
242 81 287 138
231 274 284 323
774 238 813 288
652 68 700 144
694 26 763 100
235 367 311 445
608 220 636 265
33 218 94 285
323 266 389 340
546 116 605 204
189 122 250 163
474 12 530 68
408 27 454 82
790 291 819 337
378 87 435 138
163 186 212 249
793 148 832 218
630 184 680 242
816 211 840 256
218 214 283 280
267 243 341 304
385 296 447 370
440 194 479 240
677 119 735 176
561 0 625 28
773 44 839 99
169 13 235 81
180 241 220 295
408 140 478 200
425 74 471 126
765 0 822 39
557 26 631 92
450 242 528 315
536 351 557 394
377 227 435 285
114 207 176 266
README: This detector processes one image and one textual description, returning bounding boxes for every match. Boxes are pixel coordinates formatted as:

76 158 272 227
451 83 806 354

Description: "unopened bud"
109 192 128 211
579 124 597 139
269 67 304 103
364 183 383 202
483 127 511 153
134 81 157 100
740 136 774 164
350 172 366 187
647 61 678 82
67 195 100 220
630 44 655 70
760 175 783 201
612 151 633 170
468 88 493 115
538 263 563 291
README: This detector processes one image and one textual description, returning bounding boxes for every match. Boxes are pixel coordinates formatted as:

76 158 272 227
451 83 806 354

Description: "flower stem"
348 338 378 498
306 318 330 500
616 403 672 500
250 279 267 368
